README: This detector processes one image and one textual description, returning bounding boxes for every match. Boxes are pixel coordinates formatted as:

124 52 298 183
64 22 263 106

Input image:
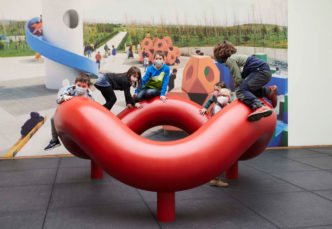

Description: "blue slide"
25 17 98 76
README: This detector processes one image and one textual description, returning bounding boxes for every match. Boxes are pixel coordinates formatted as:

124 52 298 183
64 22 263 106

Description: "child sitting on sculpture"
134 51 170 103
214 40 277 121
94 66 142 111
200 81 231 115
199 81 231 187
44 73 94 150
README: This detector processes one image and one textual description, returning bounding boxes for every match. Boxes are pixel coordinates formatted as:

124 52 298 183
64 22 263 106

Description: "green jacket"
225 54 248 88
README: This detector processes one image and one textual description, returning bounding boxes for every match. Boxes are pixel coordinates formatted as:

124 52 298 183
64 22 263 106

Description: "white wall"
289 0 332 146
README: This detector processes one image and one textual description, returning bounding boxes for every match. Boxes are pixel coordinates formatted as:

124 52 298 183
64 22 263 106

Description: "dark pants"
168 82 174 92
95 84 117 110
51 116 58 142
236 70 271 110
136 88 160 102
96 60 100 69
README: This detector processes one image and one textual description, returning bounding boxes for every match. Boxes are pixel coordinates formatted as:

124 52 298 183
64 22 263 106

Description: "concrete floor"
0 146 332 229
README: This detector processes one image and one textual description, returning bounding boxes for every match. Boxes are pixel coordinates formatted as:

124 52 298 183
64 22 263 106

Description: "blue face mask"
76 86 87 96
154 59 163 68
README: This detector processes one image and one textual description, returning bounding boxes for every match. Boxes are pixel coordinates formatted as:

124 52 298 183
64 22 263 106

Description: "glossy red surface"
54 96 276 192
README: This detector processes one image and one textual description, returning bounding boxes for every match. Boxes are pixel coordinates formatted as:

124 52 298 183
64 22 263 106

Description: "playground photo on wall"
0 0 288 155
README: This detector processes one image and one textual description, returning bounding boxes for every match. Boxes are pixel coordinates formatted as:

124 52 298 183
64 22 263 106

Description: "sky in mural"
0 0 287 26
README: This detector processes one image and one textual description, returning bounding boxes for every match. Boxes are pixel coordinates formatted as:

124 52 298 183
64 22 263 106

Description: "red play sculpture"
54 96 276 222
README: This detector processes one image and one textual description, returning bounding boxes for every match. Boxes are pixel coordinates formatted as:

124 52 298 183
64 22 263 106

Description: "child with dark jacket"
94 66 142 111
214 41 278 121
168 68 177 92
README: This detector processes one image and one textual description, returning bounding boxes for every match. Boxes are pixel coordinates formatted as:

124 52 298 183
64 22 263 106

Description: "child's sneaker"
216 180 229 187
209 179 218 186
44 139 61 151
268 86 278 108
248 106 272 122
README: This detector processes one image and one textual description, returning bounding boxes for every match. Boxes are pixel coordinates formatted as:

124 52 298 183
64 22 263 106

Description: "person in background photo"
168 68 177 92
143 54 149 72
95 51 102 70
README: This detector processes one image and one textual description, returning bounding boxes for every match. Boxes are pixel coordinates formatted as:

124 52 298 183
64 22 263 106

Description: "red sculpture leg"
226 161 238 180
91 160 103 179
157 192 175 222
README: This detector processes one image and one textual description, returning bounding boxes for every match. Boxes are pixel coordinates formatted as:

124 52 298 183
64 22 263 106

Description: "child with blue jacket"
214 41 278 121
133 51 170 103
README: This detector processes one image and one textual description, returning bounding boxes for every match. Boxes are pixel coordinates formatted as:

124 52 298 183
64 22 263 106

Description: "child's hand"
132 93 137 99
127 104 133 109
135 103 142 109
63 95 73 101
160 96 167 103
199 108 208 115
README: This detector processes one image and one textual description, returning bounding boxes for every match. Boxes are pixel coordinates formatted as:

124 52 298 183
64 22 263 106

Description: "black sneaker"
44 139 61 151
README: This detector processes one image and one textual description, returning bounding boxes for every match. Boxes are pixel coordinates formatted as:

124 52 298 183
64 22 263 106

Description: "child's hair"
172 68 177 73
154 50 165 59
215 81 226 88
214 40 237 60
220 88 232 102
75 73 91 86
123 66 142 88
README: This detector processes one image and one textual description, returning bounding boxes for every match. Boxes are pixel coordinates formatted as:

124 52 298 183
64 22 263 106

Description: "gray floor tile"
315 190 332 201
243 152 318 173
44 202 159 229
56 166 110 184
307 147 332 155
147 198 278 229
0 185 52 213
221 164 303 195
265 148 328 159
232 191 332 228
270 170 332 191
0 168 56 187
50 180 141 209
296 225 332 229
0 158 60 172
0 210 45 229
292 156 332 169
59 157 90 168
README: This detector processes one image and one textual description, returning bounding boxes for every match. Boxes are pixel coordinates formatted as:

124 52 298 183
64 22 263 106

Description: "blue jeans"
136 88 160 102
236 70 271 110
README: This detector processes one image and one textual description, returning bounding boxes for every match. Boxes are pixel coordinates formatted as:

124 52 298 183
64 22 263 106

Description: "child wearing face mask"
133 51 170 103
94 66 142 111
200 81 231 115
44 73 95 150
199 81 232 187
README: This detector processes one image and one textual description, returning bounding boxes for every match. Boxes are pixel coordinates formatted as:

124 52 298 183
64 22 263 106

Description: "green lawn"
0 41 35 57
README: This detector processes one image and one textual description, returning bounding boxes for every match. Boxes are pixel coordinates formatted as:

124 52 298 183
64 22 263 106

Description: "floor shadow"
0 84 57 100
